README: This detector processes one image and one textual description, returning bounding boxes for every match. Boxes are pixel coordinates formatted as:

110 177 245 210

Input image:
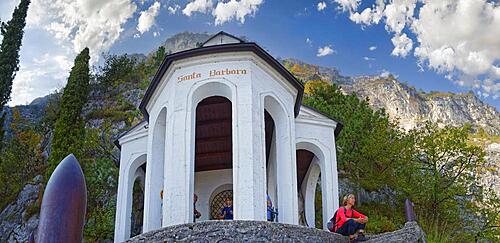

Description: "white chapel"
113 32 343 242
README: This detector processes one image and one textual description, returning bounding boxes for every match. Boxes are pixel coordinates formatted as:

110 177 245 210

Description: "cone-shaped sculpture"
36 154 87 243
405 198 416 222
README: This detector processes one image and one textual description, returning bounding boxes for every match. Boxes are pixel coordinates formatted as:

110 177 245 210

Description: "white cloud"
182 0 263 25
380 69 398 78
369 46 377 51
349 0 384 25
27 0 137 62
317 45 335 57
212 0 263 25
182 0 213 17
5 0 138 105
0 0 19 24
317 2 327 11
391 33 412 57
168 4 180 14
333 0 360 12
137 1 161 35
364 56 375 61
11 53 72 105
335 0 500 99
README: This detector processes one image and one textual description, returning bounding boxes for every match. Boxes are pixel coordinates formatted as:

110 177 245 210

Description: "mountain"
344 76 500 135
161 32 212 54
281 58 500 136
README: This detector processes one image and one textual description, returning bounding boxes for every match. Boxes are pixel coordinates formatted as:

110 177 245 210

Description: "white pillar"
143 109 166 232
264 96 298 224
321 142 336 229
114 156 130 242
302 160 321 228
163 105 192 225
331 136 340 210
232 86 266 221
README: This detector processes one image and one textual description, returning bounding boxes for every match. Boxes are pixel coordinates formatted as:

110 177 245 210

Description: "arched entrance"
130 165 145 237
296 141 330 229
194 96 234 222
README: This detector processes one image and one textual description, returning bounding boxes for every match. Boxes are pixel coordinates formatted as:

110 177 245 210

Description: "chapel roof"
139 31 305 120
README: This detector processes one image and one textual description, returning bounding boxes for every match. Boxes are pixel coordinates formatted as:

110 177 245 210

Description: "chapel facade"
114 32 342 242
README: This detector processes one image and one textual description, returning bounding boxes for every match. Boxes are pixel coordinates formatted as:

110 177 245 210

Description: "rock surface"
366 222 426 243
0 177 42 243
125 220 426 243
342 76 500 135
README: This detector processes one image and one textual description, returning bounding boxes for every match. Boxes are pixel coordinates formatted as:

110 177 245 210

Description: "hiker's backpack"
327 207 347 232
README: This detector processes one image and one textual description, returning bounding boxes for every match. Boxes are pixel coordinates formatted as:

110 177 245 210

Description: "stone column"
143 109 167 232
163 101 193 226
302 160 320 228
232 85 267 221
320 138 337 229
275 112 299 224
330 137 340 210
114 155 130 242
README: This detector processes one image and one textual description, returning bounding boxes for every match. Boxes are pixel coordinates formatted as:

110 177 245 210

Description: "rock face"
366 222 426 243
161 32 212 54
342 76 500 135
0 176 43 243
125 220 425 243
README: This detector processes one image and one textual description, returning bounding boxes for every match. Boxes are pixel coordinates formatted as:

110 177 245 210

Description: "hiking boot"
356 233 367 242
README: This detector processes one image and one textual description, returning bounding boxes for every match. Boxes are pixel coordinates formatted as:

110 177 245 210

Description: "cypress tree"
0 0 30 149
47 48 90 176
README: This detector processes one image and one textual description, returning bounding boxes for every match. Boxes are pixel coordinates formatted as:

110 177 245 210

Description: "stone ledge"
125 220 426 243
125 220 348 243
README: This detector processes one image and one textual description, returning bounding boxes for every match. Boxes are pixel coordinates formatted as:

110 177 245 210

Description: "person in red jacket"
334 194 368 242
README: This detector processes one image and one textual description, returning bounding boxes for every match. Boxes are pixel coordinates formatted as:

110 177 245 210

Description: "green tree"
47 48 90 176
152 46 166 68
81 127 118 241
0 0 30 149
0 109 44 210
472 188 500 242
303 81 409 194
98 54 139 89
395 123 486 241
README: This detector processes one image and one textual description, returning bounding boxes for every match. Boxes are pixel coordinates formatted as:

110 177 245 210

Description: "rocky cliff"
343 76 500 135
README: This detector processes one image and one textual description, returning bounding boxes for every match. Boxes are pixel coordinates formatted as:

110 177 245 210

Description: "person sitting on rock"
218 198 233 220
332 194 368 242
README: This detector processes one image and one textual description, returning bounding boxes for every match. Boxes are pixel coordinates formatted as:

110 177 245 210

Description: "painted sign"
177 69 248 82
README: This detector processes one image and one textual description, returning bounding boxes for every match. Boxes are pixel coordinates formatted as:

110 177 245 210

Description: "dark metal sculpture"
405 198 416 222
36 154 87 243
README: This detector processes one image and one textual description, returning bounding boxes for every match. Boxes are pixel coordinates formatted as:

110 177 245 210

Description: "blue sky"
1 0 499 110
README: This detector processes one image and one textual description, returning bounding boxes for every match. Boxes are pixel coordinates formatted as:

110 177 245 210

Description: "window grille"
210 190 233 219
